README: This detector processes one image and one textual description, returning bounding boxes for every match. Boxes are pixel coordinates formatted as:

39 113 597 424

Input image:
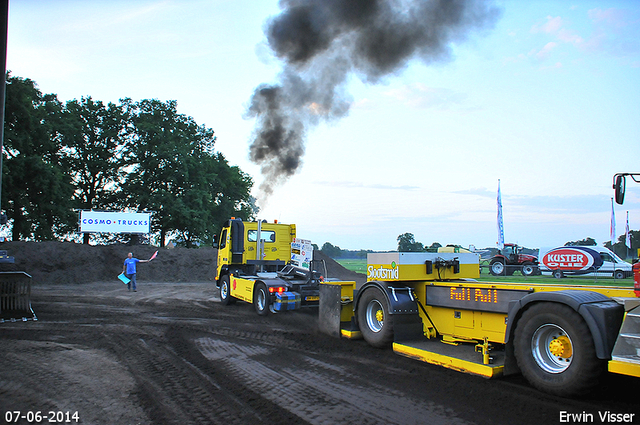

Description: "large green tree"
3 74 256 244
2 73 74 240
397 232 424 252
58 96 131 243
123 99 253 247
605 230 639 259
197 151 255 244
321 242 342 258
565 237 597 246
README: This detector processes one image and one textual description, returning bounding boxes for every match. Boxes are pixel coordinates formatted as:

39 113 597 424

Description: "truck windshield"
607 251 625 263
219 229 227 249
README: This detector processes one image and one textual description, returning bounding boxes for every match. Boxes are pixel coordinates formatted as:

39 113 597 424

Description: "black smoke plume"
247 0 501 198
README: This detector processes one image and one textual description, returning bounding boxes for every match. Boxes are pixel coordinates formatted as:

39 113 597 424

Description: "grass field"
335 258 635 287
335 259 368 274
476 273 634 286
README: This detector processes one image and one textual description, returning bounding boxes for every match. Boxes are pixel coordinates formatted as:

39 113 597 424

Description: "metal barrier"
0 271 37 322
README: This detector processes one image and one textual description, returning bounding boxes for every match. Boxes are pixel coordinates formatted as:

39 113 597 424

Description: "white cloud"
533 41 558 60
588 7 628 28
314 180 419 191
351 98 377 110
384 83 467 109
557 28 585 45
527 8 639 61
531 16 564 34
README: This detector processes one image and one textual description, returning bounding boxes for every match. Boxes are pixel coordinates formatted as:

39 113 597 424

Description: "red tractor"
489 243 539 276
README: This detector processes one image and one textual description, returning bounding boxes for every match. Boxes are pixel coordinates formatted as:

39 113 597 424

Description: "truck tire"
521 262 535 277
254 283 270 316
357 287 394 348
219 275 235 305
490 260 505 276
553 269 563 279
613 270 625 279
513 302 604 397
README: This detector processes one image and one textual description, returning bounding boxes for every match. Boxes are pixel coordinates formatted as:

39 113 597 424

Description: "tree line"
568 234 640 259
319 231 640 260
2 73 255 246
391 232 640 259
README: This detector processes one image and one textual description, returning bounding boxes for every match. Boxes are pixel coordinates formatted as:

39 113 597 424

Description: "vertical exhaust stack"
256 220 263 271
246 0 501 200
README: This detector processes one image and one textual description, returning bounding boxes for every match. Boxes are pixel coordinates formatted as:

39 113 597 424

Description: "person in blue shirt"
123 252 151 292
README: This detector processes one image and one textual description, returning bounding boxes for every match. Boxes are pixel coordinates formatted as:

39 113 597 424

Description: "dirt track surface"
0 242 638 424
0 280 637 425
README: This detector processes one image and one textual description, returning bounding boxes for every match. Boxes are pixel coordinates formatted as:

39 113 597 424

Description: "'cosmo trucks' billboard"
79 211 150 234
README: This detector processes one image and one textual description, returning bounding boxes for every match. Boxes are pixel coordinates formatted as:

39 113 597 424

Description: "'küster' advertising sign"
539 246 603 274
79 211 150 234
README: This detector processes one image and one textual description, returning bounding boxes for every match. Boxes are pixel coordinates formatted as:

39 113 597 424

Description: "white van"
538 245 632 279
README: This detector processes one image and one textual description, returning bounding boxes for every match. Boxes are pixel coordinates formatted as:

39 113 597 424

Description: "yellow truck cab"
215 218 323 315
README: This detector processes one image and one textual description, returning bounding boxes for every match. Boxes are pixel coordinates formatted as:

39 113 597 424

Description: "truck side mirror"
212 234 219 248
614 174 625 205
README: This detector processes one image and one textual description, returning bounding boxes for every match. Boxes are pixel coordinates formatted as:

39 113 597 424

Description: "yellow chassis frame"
336 279 640 379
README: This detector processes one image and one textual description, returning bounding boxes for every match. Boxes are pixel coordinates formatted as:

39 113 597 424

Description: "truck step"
393 339 505 378
609 304 640 378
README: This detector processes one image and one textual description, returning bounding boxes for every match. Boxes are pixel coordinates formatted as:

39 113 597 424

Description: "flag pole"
610 197 616 248
625 211 630 259
497 179 504 251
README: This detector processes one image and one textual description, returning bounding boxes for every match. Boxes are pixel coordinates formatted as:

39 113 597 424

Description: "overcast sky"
6 0 640 251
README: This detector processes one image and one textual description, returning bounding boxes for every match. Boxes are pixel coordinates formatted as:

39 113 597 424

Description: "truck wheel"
513 302 604 397
613 270 625 279
490 260 505 276
254 283 270 316
521 263 534 276
219 275 235 305
553 269 563 279
357 287 394 348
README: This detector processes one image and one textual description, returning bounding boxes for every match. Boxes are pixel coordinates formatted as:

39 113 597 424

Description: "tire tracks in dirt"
193 332 471 425
2 283 637 425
